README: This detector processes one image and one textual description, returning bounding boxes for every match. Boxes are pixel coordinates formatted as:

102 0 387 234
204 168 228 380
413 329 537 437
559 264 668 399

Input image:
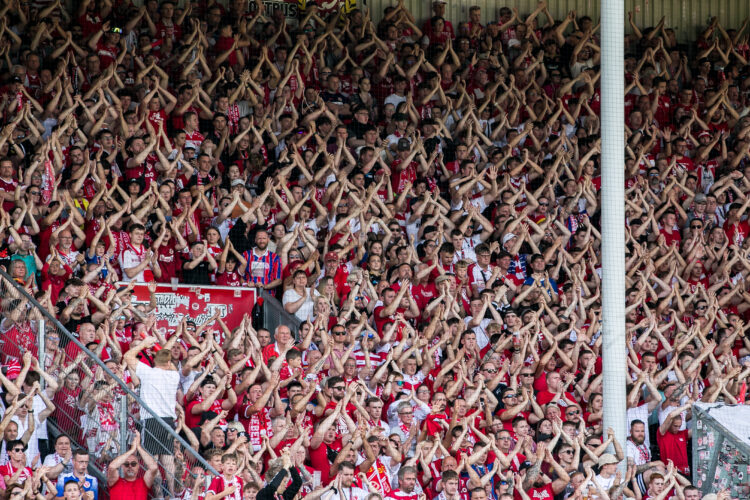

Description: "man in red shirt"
657 402 693 475
236 375 284 452
107 430 159 500
723 200 750 246
391 139 419 193
310 399 346 485
659 211 681 247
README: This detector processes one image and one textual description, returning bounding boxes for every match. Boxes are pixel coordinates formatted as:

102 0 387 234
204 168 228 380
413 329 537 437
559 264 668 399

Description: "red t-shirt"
109 477 150 500
309 438 342 485
658 429 690 474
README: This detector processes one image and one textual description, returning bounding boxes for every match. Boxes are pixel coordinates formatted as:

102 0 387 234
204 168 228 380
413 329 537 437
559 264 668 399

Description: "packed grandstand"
0 1 748 500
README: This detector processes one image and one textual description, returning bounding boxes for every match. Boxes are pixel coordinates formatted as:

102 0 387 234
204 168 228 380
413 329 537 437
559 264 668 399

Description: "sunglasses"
566 410 580 416
124 461 138 467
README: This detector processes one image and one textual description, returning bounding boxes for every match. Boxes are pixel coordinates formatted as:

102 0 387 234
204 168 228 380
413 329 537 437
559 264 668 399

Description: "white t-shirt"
120 244 149 282
135 362 180 419
659 404 687 431
626 404 652 450
626 438 651 466
328 486 369 500
282 288 320 321
464 316 492 349
590 473 616 493
384 94 406 109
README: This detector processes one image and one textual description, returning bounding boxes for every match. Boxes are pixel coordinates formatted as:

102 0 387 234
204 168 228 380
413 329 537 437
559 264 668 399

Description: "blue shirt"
56 473 99 500
523 275 559 295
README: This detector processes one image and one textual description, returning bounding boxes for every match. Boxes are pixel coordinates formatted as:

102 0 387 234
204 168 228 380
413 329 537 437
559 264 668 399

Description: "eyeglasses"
29 191 40 195
696 306 707 310
539 202 549 206
561 449 574 455
478 253 491 258
333 331 346 336
691 225 702 229
12 448 25 452
227 428 238 432
498 436 511 441
566 410 580 416
521 373 534 377
124 462 138 467
502 394 517 399
484 368 498 373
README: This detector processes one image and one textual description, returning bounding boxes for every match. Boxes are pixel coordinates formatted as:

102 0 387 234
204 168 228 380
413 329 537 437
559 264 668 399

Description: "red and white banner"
124 283 257 335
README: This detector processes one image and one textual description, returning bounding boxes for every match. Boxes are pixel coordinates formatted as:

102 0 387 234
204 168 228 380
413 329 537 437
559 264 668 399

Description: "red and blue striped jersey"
243 248 282 286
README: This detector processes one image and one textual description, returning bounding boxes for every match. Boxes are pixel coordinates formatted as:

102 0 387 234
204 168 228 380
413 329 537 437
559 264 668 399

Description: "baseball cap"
397 138 411 151
231 179 245 187
694 193 707 203
502 233 517 245
325 251 339 261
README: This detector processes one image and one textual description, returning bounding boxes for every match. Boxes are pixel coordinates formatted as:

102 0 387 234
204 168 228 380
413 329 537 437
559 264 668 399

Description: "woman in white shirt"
282 270 319 321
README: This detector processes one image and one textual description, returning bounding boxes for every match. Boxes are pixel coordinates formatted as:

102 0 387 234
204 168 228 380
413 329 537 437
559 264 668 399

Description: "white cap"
502 233 517 245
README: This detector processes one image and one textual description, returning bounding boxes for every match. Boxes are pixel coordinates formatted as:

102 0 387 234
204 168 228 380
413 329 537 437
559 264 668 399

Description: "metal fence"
692 403 750 498
259 288 303 339
0 268 217 499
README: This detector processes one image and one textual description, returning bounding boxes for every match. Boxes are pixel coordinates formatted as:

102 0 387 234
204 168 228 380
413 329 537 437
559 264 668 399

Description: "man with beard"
107 431 159 500
328 462 369 500
242 229 282 292
386 466 422 500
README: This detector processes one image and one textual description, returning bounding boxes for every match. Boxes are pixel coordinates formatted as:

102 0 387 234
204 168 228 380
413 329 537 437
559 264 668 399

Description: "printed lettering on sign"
121 282 256 334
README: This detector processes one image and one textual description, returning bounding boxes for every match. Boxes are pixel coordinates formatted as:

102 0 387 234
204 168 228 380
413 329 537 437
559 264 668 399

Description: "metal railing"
692 402 750 498
259 287 303 339
0 269 217 499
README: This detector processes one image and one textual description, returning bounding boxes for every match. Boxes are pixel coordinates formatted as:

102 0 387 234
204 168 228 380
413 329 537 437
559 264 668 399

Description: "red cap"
325 251 339 261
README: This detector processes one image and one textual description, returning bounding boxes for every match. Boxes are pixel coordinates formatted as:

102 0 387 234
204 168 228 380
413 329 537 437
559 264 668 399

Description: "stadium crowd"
0 1 749 500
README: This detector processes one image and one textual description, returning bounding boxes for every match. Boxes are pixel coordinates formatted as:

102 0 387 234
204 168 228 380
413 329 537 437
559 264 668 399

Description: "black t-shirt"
320 91 349 106
182 259 211 285
55 305 93 348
